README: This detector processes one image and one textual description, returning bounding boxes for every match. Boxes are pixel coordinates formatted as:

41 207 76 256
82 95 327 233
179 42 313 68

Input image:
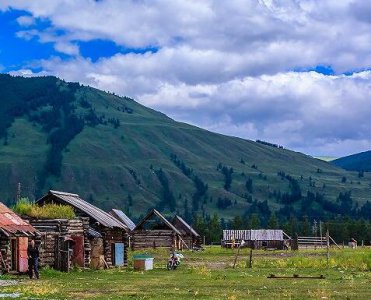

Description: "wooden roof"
172 215 200 237
0 202 36 236
109 209 136 231
134 208 181 235
36 190 128 231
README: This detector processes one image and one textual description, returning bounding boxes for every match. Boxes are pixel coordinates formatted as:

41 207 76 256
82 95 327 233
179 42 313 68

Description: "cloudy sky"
1 0 371 157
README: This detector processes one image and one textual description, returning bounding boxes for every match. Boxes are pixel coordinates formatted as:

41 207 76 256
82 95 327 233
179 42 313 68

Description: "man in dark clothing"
27 240 39 279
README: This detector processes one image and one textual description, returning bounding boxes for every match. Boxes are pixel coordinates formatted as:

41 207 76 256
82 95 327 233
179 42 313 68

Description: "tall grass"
236 249 371 271
13 198 75 219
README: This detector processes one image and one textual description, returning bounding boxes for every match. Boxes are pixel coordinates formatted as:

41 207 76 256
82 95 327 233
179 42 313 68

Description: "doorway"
112 243 124 266
11 239 17 271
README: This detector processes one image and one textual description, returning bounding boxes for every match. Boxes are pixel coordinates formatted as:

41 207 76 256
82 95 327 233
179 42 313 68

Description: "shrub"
13 198 75 219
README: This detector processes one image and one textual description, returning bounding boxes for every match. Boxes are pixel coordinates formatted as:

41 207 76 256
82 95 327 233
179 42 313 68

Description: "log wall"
100 227 128 267
0 235 11 273
29 218 90 270
132 230 178 250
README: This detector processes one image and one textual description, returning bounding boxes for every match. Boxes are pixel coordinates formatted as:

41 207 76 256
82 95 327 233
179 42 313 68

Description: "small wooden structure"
109 209 136 249
0 202 37 273
172 215 201 249
36 190 129 268
132 209 183 250
222 229 290 250
28 218 89 272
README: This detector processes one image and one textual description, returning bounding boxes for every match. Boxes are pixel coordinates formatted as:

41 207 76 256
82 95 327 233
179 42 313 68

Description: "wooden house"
36 190 129 268
132 209 184 250
28 217 90 272
172 215 201 249
222 229 290 249
0 202 37 273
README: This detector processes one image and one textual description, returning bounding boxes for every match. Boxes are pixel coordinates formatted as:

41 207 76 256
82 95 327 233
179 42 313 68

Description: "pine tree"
268 213 278 229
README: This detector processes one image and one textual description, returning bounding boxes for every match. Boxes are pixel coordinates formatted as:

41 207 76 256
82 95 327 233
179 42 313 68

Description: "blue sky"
1 0 371 157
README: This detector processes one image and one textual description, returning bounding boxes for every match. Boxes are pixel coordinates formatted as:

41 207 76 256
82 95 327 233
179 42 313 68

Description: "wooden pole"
319 221 323 248
326 230 329 267
248 248 253 268
233 244 241 268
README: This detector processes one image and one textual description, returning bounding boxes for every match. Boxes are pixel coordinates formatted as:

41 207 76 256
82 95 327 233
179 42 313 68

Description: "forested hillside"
0 74 370 229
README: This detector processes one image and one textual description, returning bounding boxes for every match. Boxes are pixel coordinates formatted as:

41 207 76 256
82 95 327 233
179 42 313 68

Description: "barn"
0 202 37 274
172 215 201 249
222 229 290 249
132 209 184 250
36 190 130 268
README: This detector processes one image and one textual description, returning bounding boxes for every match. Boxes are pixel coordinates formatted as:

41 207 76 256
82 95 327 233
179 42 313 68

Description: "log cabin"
172 215 201 249
36 190 129 268
132 209 184 250
0 202 37 274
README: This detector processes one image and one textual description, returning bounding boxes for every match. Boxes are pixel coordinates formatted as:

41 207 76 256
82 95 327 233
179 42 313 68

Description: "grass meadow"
0 246 370 299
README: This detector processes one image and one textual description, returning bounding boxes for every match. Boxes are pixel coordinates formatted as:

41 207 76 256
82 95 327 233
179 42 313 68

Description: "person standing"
27 239 39 279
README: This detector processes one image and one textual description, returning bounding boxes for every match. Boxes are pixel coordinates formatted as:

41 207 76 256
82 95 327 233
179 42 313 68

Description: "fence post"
326 230 330 267
248 248 253 268
233 244 241 268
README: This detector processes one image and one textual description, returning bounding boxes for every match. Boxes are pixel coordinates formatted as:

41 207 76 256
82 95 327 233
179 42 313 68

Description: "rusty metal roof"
110 209 136 231
36 190 128 231
0 202 36 236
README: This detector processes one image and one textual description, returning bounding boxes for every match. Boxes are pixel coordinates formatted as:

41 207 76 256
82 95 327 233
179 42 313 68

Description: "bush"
13 198 75 219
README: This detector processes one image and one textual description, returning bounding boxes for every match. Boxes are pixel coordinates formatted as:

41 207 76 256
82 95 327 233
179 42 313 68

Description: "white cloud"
16 15 35 26
54 41 79 56
4 0 371 73
2 0 371 156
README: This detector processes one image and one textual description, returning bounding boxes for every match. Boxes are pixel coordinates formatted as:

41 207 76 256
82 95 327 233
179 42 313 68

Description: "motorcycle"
166 252 184 270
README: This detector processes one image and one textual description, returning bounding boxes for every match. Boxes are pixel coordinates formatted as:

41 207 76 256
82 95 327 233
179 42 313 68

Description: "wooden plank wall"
30 218 91 269
223 230 284 241
100 227 128 267
132 230 177 250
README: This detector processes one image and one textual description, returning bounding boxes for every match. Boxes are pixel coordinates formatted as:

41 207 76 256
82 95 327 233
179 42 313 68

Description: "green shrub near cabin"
13 198 75 219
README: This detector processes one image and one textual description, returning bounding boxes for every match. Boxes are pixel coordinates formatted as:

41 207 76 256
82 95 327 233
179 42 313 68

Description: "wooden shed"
0 202 37 274
132 209 184 250
222 229 289 250
28 217 89 272
36 190 129 268
172 215 201 249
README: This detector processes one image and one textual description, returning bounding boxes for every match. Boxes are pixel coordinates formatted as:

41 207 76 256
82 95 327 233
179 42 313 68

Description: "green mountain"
332 151 371 172
0 74 370 222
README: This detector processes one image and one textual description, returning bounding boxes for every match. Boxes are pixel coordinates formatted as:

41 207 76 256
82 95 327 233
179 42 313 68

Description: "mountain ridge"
332 150 371 172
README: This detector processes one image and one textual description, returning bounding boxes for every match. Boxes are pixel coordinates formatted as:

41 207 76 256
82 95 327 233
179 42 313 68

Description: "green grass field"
1 247 370 299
